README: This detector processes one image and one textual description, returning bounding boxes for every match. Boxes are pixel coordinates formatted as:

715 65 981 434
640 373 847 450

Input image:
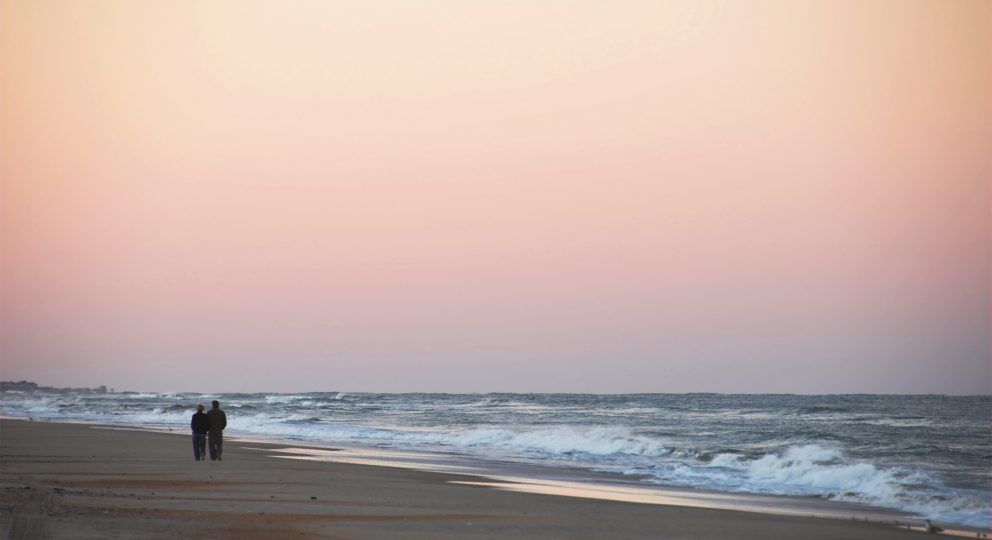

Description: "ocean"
2 391 989 528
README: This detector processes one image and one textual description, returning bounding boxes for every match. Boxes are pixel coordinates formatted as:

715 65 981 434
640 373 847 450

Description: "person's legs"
215 431 223 460
208 432 221 460
192 434 203 460
196 434 206 460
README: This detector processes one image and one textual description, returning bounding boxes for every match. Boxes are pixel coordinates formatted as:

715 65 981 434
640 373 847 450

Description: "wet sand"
0 419 928 539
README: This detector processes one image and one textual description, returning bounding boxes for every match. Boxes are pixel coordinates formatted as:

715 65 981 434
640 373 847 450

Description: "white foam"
435 426 677 457
684 444 990 528
744 445 900 499
263 395 311 404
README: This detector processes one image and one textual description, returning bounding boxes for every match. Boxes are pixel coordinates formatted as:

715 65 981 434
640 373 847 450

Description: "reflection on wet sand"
261 445 938 529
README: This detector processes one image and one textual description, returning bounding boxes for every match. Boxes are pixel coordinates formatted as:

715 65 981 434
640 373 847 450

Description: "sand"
0 419 928 539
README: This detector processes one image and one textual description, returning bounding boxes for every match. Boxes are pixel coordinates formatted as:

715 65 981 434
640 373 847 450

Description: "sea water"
2 391 988 528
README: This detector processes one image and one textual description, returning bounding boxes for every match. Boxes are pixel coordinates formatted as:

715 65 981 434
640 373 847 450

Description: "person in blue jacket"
190 404 210 461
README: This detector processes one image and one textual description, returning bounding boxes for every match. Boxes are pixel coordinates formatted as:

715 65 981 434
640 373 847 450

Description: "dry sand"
0 419 929 539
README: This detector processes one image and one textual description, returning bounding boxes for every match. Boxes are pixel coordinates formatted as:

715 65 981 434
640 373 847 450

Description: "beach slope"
0 419 923 539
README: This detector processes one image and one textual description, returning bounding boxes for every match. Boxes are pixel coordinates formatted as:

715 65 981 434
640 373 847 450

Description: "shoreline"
3 392 988 531
0 418 960 539
3 416 925 523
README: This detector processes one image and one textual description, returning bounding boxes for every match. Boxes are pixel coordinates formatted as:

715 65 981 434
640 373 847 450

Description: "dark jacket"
207 408 227 433
191 411 210 434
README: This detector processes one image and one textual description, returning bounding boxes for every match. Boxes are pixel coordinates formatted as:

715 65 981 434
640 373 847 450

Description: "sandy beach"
0 419 932 539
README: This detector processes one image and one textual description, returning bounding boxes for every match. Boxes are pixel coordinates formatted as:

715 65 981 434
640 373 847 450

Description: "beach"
0 419 930 539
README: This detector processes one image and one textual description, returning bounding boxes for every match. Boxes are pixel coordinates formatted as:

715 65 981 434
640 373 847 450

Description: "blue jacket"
191 411 210 434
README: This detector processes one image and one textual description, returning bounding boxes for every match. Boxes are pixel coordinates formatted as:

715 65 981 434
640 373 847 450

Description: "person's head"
212 400 220 409
196 404 204 412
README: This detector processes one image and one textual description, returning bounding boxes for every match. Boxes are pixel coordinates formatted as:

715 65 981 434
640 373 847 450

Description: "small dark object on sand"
925 519 943 534
310 496 317 500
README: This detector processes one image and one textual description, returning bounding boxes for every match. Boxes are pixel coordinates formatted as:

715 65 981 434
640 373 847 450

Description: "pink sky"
1 0 989 393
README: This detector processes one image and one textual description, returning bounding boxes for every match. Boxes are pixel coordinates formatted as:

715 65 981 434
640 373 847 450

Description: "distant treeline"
0 380 109 394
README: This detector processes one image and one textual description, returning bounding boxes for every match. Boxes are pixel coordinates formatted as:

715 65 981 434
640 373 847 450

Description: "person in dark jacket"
190 404 209 461
206 400 227 461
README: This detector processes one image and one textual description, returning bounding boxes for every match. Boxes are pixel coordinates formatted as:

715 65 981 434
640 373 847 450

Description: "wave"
704 444 902 497
263 395 313 404
435 426 681 457
678 445 990 528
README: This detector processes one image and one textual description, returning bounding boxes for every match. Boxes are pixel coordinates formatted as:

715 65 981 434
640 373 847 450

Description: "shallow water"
2 391 989 527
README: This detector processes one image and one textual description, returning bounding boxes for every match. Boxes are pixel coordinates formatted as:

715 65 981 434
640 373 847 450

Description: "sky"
1 0 989 394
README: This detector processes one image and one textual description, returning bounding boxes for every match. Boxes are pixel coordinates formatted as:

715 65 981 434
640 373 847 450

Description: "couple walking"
191 400 227 461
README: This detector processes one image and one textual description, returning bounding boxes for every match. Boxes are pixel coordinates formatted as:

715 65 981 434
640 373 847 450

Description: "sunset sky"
1 0 989 393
